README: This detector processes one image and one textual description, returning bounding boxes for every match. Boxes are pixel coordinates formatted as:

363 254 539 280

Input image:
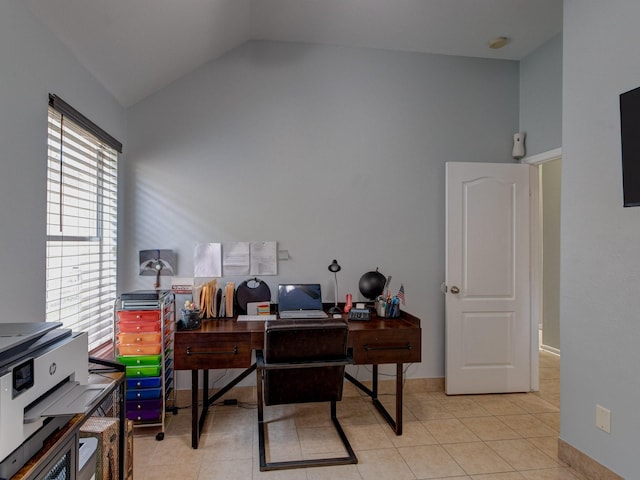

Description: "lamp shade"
328 259 342 314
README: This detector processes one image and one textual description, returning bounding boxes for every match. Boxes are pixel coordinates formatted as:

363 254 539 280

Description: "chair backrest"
262 319 349 406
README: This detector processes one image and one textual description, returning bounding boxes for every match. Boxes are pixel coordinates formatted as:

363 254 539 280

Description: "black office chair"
256 318 358 471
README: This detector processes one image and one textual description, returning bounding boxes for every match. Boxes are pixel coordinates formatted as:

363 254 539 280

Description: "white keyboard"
237 314 276 321
279 310 328 319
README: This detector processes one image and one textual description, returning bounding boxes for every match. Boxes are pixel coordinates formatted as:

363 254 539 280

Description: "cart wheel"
156 432 164 441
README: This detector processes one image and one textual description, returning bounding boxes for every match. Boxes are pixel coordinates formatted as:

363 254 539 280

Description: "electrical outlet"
596 404 611 433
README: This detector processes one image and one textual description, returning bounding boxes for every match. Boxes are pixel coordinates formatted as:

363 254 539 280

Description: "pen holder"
376 299 400 318
178 309 201 330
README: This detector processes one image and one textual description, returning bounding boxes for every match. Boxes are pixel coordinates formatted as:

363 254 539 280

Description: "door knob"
450 286 460 294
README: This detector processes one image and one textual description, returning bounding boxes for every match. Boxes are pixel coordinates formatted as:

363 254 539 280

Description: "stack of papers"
193 280 236 318
195 280 218 318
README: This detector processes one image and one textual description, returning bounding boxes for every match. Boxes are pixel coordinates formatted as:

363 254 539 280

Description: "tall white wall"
125 40 520 387
519 31 563 353
0 0 126 323
541 159 561 350
561 1 640 476
520 33 563 157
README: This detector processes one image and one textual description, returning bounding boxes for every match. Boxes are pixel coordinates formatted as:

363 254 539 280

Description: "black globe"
359 269 386 300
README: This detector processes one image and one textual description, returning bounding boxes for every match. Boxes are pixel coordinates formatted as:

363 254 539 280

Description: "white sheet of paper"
223 242 250 276
194 243 222 277
250 241 277 275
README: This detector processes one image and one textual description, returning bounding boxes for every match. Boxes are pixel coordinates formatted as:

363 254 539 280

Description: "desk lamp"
328 259 342 314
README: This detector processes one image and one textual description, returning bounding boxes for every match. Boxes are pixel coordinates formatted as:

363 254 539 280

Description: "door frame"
523 147 562 391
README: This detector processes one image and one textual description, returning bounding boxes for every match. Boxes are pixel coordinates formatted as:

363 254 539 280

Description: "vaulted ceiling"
25 0 562 107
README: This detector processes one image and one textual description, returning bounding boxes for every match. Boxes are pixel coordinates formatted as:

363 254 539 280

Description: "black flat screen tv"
620 85 640 207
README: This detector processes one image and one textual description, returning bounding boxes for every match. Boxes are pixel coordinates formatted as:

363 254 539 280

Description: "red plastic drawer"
117 310 159 322
117 320 160 333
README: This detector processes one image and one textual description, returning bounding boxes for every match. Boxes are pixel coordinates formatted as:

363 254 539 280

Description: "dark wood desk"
174 311 421 449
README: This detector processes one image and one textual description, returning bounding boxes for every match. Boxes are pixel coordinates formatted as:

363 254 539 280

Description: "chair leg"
257 398 358 472
256 365 267 470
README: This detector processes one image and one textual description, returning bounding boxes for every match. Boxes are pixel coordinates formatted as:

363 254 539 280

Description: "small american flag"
397 284 405 305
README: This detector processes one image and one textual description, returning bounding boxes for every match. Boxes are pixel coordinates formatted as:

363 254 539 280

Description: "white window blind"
46 104 119 351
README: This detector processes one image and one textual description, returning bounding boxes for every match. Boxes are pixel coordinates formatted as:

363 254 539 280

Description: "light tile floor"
133 351 583 480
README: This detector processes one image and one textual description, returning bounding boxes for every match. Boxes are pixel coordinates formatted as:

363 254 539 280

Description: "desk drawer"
174 332 251 369
350 328 421 364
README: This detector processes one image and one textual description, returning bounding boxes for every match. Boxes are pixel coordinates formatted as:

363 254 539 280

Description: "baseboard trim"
540 344 560 356
558 438 623 480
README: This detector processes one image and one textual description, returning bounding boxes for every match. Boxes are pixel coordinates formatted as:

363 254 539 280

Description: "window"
46 95 122 352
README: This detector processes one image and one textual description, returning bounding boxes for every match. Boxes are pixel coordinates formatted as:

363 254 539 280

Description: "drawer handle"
186 346 238 356
363 343 411 352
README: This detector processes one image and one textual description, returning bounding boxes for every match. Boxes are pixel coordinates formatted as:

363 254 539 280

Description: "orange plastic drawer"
118 320 160 333
118 343 162 355
117 333 162 345
117 310 159 322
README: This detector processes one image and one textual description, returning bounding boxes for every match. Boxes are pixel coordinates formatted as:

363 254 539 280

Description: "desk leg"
191 370 199 449
345 363 403 435
200 369 210 439
190 365 256 449
191 369 211 449
395 363 403 435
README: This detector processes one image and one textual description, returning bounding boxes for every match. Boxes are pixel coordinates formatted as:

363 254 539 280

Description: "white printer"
0 322 108 479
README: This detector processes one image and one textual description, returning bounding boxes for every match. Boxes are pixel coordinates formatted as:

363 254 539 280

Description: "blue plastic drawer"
127 377 161 389
126 388 162 400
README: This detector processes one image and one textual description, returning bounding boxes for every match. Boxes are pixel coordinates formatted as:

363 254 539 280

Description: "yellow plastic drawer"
118 344 162 355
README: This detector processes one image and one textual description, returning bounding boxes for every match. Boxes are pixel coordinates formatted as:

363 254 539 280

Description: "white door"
445 162 531 395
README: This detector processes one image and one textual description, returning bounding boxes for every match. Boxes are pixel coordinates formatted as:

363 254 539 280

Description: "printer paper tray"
23 382 109 424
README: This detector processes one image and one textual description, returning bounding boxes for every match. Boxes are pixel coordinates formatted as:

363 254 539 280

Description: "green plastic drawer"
117 355 162 366
125 365 161 377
